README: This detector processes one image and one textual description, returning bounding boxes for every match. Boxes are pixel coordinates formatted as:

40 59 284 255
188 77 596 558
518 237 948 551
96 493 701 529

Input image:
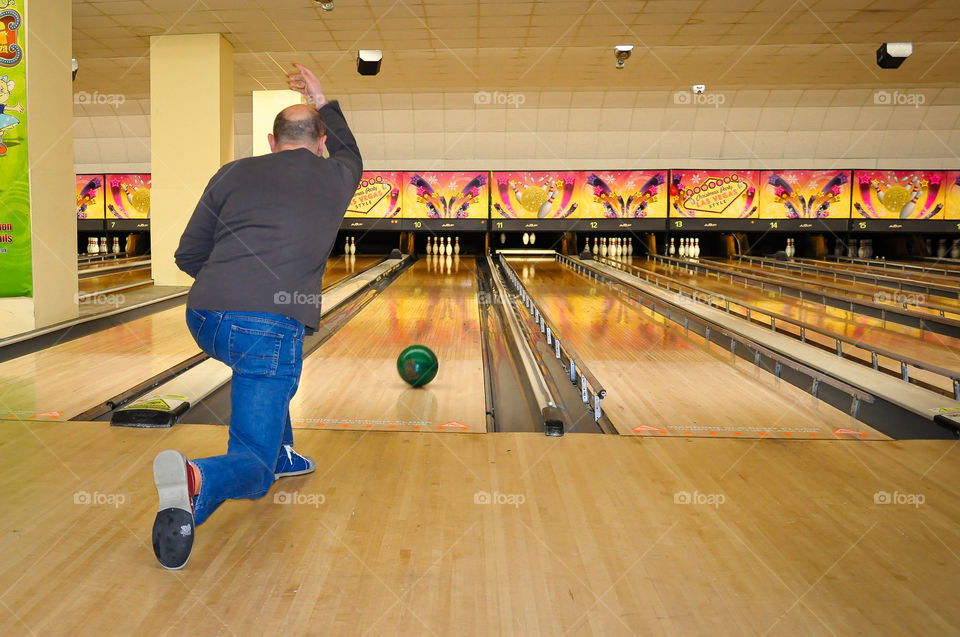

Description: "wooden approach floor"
2 421 959 636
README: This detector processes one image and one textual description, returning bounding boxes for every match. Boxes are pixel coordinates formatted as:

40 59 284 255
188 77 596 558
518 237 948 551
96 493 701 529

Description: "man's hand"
287 63 327 109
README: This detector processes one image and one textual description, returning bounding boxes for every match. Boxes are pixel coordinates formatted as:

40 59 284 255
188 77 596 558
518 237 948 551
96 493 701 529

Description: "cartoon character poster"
578 170 667 218
346 172 402 219
76 174 104 219
490 171 581 219
852 170 946 219
758 170 851 219
105 174 151 219
670 170 761 218
0 0 30 297
402 171 488 219
942 172 960 220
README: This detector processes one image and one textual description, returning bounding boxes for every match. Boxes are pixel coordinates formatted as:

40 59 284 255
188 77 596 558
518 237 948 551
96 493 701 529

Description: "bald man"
152 64 362 569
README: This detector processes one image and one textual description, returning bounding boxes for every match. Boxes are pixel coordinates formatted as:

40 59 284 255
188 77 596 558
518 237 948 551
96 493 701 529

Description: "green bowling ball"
397 345 439 387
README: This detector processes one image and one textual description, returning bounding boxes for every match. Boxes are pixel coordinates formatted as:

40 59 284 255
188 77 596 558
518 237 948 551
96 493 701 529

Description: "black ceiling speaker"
357 50 382 76
877 42 912 69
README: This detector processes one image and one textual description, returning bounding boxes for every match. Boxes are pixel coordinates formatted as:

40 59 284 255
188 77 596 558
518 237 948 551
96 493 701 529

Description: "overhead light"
614 44 633 70
71 58 79 81
877 42 912 69
357 49 382 76
316 0 334 11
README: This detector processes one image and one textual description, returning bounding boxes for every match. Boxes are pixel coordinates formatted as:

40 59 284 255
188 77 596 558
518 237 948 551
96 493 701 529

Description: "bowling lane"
77 267 152 294
0 305 201 421
0 256 384 422
290 256 487 432
626 258 960 394
509 257 879 439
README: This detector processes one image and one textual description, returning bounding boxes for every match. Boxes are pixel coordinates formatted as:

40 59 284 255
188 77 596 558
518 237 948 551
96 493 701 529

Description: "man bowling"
151 63 362 569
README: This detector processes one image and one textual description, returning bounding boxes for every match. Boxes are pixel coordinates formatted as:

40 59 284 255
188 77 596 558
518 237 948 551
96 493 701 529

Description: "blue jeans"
185 309 305 525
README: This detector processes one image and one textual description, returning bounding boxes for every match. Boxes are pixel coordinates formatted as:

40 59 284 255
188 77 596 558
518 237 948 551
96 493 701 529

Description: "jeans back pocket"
227 326 283 376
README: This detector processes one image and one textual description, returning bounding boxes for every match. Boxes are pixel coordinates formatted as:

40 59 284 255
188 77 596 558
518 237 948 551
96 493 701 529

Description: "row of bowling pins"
832 239 874 259
785 238 796 258
589 236 633 258
343 236 357 254
86 236 120 255
926 238 960 259
668 237 700 259
426 236 461 256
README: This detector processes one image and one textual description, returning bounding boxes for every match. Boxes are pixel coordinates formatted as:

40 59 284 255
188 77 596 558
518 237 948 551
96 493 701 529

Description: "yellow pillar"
0 0 77 338
252 90 303 157
150 34 233 287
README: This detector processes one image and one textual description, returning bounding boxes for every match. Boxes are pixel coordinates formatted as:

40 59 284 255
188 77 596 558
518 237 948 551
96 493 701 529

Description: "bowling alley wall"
72 88 960 174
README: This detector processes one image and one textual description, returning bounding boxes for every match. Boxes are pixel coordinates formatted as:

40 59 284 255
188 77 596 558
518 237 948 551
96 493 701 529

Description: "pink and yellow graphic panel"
758 170 851 219
944 171 960 220
402 171 489 219
105 174 151 219
491 171 582 219
76 174 104 219
852 170 946 219
577 170 667 218
670 170 761 218
346 171 402 219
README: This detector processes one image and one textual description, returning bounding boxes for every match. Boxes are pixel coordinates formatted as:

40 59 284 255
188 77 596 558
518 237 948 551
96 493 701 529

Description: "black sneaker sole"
152 450 195 570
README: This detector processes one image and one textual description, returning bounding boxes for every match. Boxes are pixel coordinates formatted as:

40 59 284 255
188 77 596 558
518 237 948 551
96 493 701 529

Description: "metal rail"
558 254 874 419
646 253 960 338
499 256 607 421
595 255 960 401
729 254 960 302
828 254 960 278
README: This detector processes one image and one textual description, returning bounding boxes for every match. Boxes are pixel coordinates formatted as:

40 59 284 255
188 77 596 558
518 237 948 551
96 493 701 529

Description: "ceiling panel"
71 0 960 100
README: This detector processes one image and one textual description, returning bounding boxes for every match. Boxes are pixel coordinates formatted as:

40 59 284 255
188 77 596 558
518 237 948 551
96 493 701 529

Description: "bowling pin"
100 237 107 253
444 237 451 256
454 236 460 255
344 236 350 254
951 239 960 259
426 237 432 255
529 232 536 245
857 240 865 259
600 237 608 257
669 237 675 256
627 238 633 256
522 232 529 246
350 237 356 255
87 237 98 254
925 238 933 255
112 237 120 254
616 238 622 258
900 189 922 219
592 237 598 255
500 233 506 244
694 237 700 259
679 238 686 259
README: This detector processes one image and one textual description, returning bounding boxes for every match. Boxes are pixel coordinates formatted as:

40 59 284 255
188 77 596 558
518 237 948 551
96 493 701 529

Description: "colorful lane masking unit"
343 171 403 230
491 171 580 221
670 170 761 219
105 173 151 219
579 170 668 219
946 171 960 221
0 0 29 297
76 174 105 219
758 170 851 219
852 170 945 220
402 171 489 230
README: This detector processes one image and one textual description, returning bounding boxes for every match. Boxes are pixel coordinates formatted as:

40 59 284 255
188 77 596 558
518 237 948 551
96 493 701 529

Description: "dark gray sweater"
175 101 362 330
